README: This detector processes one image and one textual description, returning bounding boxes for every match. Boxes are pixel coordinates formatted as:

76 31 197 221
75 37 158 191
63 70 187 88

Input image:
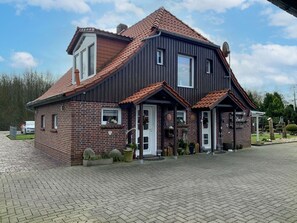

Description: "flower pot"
189 145 195 154
123 149 133 162
83 158 113 167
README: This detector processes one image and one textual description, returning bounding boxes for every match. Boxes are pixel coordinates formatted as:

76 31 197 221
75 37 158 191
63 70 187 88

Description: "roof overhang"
192 89 246 111
119 81 190 109
67 27 132 55
267 0 297 17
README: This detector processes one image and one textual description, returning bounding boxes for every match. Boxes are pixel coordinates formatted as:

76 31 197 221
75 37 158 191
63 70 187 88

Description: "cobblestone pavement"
1 139 297 222
0 132 64 173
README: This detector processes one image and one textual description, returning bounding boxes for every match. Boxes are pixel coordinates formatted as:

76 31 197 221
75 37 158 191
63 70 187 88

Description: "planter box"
83 158 113 167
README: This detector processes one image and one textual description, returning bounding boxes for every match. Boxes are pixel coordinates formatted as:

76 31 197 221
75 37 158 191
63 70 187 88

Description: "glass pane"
88 44 95 76
81 49 87 79
144 144 148 150
203 112 208 128
204 134 208 144
103 110 118 123
144 137 148 143
178 56 193 87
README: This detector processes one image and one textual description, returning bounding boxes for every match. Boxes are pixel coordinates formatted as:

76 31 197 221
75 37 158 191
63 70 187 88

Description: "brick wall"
35 102 73 165
221 110 251 148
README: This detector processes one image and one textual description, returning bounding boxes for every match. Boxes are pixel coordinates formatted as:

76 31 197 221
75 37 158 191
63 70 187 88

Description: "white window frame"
41 115 45 128
101 108 122 125
177 110 186 124
206 59 213 74
53 114 58 129
177 54 194 88
157 49 164 65
72 34 97 84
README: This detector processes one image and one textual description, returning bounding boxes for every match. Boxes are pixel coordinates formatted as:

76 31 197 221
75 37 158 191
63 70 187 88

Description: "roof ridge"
161 8 210 42
152 7 166 29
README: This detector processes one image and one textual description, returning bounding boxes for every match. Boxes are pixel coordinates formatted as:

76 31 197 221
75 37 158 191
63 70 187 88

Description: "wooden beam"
127 107 132 144
233 109 236 150
173 104 178 158
139 103 144 162
216 104 233 108
161 106 165 156
145 99 172 104
211 109 214 154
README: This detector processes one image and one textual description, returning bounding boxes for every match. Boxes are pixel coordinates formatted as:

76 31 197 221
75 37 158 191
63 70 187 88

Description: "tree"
246 90 263 110
262 92 285 123
284 104 297 124
0 71 54 130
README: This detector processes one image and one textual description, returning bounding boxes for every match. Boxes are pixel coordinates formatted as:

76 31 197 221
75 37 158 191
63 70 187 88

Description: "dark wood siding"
73 35 231 105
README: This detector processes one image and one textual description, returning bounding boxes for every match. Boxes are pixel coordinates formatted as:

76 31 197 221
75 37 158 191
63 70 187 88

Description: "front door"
136 105 157 156
201 111 211 149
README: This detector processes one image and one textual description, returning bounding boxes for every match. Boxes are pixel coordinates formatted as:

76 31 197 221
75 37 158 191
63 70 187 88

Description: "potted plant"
189 142 195 154
83 148 113 166
124 143 136 162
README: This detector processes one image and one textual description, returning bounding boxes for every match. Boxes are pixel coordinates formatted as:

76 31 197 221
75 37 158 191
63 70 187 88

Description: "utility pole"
294 85 297 111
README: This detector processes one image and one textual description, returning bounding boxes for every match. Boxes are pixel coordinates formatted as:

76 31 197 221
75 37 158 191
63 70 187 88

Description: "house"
27 7 256 165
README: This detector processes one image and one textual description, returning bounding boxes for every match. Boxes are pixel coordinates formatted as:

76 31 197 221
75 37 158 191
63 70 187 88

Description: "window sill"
50 129 58 133
101 124 124 129
40 128 45 131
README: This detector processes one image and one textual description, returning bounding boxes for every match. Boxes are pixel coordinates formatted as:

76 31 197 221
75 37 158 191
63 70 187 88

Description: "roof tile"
32 7 211 105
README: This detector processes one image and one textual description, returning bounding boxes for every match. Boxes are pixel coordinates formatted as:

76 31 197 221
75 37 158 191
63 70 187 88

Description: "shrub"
83 148 95 160
109 149 123 162
286 124 297 134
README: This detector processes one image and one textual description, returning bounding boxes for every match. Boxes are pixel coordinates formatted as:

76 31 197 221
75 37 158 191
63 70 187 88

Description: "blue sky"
0 0 297 103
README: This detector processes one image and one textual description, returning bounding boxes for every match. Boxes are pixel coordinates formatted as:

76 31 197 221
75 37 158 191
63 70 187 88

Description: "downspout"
142 31 162 41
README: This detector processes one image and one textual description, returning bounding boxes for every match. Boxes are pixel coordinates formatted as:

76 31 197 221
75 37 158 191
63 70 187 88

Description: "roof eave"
159 29 220 49
26 93 66 109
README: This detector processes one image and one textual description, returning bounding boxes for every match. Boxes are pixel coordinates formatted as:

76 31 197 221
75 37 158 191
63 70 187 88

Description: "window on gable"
80 49 87 79
41 115 45 128
157 49 164 65
178 54 194 88
88 44 95 76
206 59 213 74
177 111 186 124
101 108 122 125
74 54 79 70
52 114 58 129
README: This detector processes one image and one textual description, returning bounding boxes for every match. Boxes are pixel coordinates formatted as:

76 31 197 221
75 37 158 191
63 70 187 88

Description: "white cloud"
265 10 297 39
1 0 91 14
232 44 297 89
10 52 38 68
178 0 267 13
0 56 4 62
114 0 144 17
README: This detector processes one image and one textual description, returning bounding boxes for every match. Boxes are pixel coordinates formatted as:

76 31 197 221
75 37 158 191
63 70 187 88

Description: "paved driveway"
0 132 64 173
1 136 297 223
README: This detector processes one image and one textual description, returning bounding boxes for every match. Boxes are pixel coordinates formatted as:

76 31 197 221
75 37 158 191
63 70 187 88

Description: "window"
177 111 186 124
206 59 213 74
102 108 122 125
41 115 45 128
88 44 95 76
178 55 194 88
74 54 79 70
80 49 87 79
157 49 164 65
52 114 58 129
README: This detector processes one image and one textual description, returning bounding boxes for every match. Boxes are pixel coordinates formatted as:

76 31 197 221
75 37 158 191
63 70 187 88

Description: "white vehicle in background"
21 121 35 134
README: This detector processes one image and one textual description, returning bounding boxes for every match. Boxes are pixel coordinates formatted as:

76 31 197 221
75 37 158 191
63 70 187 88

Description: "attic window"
157 49 164 65
206 59 213 74
72 34 96 83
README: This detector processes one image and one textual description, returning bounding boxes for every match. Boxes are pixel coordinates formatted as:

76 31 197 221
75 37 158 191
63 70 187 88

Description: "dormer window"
72 34 96 83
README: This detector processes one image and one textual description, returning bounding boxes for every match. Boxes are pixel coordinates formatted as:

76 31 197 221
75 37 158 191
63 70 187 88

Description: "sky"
0 0 297 103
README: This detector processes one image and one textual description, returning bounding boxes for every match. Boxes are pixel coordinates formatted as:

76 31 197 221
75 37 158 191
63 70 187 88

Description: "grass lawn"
8 134 35 140
251 132 297 144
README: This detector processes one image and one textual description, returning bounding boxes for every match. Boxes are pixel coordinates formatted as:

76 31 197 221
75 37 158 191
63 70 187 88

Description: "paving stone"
1 132 297 222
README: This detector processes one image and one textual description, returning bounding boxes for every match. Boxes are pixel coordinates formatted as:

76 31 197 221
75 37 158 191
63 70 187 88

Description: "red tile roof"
192 89 246 110
30 7 211 106
119 81 190 108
